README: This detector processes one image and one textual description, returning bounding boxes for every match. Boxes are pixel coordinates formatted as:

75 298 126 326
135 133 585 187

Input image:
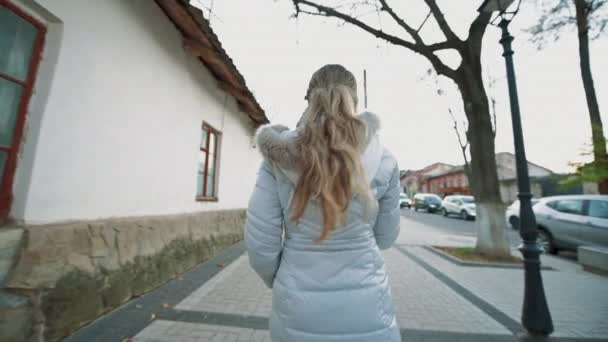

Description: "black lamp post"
478 0 554 336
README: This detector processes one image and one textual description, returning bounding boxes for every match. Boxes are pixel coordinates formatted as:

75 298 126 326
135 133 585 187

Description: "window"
588 200 608 219
196 123 221 201
0 3 44 219
553 200 584 215
461 196 475 204
426 195 442 204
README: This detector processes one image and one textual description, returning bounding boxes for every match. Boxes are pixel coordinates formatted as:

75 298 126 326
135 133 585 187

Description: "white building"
496 152 553 203
0 1 268 341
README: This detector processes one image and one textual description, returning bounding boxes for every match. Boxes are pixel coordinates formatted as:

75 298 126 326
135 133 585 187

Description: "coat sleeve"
373 165 401 250
245 160 283 288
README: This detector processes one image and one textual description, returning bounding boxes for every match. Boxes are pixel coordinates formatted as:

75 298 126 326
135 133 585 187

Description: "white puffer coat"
245 112 401 342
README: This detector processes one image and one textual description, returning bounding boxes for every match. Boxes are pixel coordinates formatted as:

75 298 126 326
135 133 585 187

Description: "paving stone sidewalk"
66 221 608 342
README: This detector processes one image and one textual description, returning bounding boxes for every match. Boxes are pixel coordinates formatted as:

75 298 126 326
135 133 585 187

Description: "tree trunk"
457 58 510 257
575 0 608 194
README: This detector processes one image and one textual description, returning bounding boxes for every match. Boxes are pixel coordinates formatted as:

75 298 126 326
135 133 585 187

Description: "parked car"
399 193 412 208
441 195 476 220
533 195 608 254
413 193 443 213
505 198 541 229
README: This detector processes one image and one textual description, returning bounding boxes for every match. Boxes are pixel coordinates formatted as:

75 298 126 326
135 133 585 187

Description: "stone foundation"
0 209 246 342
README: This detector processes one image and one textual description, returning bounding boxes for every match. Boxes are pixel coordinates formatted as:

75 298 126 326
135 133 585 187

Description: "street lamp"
478 0 554 337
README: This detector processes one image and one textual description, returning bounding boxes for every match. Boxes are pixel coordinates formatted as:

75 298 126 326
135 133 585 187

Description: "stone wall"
0 209 246 342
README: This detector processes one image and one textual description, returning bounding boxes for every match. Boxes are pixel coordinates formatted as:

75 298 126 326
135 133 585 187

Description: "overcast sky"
192 0 608 174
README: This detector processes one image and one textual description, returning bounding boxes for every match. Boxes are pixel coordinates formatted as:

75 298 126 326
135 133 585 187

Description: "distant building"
422 165 471 197
495 152 553 203
399 170 414 194
400 163 454 198
419 152 554 203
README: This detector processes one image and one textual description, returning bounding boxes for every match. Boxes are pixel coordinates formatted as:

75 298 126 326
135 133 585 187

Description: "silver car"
399 193 412 208
505 198 541 229
441 195 476 220
534 195 608 254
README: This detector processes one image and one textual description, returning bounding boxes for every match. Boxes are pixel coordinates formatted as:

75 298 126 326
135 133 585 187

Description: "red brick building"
415 153 554 202
422 166 471 197
400 163 454 198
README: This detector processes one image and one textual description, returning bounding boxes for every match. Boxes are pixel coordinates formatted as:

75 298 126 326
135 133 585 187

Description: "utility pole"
363 69 368 108
209 0 215 25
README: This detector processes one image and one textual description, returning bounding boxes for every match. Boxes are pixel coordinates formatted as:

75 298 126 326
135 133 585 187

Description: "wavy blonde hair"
291 65 372 242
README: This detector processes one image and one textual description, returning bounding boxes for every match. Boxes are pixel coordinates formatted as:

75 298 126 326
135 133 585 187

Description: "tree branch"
426 53 457 78
417 10 432 33
448 108 470 167
292 0 458 78
293 0 418 49
424 0 462 42
486 71 498 136
490 97 497 136
378 0 423 44
427 40 458 51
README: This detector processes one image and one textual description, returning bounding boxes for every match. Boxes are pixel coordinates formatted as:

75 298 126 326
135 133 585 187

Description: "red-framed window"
196 123 221 201
0 1 45 220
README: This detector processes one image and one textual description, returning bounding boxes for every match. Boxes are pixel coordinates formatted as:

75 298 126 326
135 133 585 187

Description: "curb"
425 246 555 271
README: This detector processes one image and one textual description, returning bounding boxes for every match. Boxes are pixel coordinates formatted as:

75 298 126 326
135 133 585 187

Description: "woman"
246 64 401 341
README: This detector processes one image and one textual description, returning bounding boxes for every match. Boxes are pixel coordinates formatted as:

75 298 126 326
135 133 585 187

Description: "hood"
255 111 383 184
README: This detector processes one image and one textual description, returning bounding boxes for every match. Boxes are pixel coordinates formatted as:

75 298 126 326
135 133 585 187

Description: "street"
66 213 608 342
402 207 484 238
399 208 578 261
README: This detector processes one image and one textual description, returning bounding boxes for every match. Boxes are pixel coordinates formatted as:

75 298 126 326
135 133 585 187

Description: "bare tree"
422 69 472 185
289 0 509 256
528 0 608 193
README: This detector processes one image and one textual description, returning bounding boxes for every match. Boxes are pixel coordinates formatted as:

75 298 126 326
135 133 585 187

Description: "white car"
505 198 541 229
399 193 412 208
441 195 476 220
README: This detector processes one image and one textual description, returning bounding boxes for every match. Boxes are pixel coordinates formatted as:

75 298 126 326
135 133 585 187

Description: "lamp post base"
519 242 554 335
515 331 552 341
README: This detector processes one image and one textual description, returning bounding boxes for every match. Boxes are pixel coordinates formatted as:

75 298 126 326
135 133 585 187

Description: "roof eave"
155 0 269 126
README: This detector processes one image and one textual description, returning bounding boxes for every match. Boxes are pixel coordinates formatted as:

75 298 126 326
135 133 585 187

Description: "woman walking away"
246 64 401 342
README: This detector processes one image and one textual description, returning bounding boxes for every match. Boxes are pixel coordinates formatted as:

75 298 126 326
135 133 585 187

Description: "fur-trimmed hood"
255 111 383 184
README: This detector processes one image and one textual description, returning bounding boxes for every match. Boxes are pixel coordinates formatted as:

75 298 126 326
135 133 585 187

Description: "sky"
192 0 608 174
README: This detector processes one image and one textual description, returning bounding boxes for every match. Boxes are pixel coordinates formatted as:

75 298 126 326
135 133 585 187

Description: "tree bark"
457 54 509 257
575 0 608 194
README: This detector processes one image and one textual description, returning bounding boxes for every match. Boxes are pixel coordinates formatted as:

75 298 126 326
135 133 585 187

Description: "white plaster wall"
496 152 553 181
499 181 543 204
11 0 262 224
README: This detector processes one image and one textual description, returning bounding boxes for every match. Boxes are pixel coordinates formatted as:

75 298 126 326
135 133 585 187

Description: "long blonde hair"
291 64 371 242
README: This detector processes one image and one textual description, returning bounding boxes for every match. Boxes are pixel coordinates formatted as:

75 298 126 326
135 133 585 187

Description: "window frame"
196 122 221 202
0 1 46 220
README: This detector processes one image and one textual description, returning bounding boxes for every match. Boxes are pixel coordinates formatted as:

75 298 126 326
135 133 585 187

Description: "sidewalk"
66 220 608 342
